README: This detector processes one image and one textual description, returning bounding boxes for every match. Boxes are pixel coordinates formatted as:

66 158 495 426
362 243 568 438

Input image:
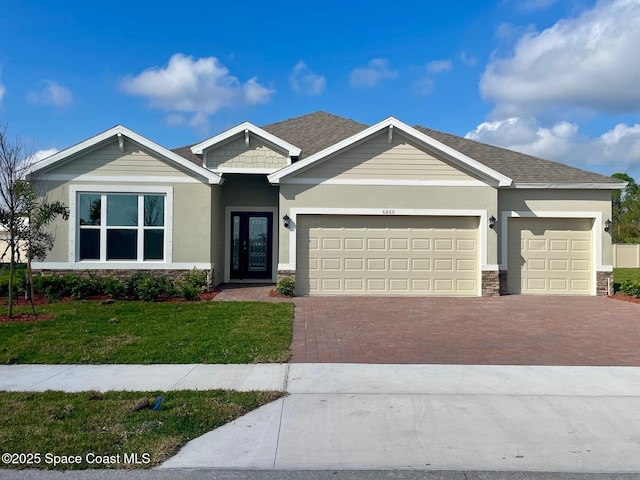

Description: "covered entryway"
296 215 479 296
507 217 592 295
229 211 274 280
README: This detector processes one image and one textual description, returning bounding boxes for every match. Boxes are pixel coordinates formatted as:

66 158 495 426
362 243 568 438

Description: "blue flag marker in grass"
153 396 162 411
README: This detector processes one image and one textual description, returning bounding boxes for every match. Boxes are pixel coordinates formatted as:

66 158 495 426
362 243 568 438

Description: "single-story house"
28 111 625 296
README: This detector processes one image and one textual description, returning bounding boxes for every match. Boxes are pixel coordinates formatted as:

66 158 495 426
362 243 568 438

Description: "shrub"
276 277 295 297
125 272 149 298
135 276 162 302
69 274 104 300
619 279 640 298
178 281 200 301
103 276 126 300
183 268 208 290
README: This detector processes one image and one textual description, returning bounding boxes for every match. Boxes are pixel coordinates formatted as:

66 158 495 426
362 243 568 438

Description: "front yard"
0 389 283 469
0 300 294 364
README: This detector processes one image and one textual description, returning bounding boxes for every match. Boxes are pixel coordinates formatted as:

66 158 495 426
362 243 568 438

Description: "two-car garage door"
296 215 479 296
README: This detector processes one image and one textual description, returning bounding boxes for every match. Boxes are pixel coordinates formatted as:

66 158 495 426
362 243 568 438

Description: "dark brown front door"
230 212 273 280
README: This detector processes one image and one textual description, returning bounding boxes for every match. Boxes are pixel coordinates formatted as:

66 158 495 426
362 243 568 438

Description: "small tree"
16 181 69 303
0 125 33 317
0 124 68 317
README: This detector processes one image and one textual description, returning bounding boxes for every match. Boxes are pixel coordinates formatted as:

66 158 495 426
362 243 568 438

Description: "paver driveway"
289 295 640 365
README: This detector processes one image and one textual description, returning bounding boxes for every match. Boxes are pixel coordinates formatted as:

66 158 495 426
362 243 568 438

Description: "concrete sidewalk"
2 364 640 472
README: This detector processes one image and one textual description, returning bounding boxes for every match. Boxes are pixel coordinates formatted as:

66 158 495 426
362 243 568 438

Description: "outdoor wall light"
283 214 290 228
489 215 497 229
604 219 612 232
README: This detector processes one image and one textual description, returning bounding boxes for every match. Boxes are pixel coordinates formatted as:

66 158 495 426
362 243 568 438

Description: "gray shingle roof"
172 111 619 185
414 126 618 184
261 111 368 158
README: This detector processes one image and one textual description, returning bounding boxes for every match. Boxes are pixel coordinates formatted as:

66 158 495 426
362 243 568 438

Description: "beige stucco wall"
498 189 614 266
210 185 225 285
205 136 289 170
279 183 498 266
295 131 480 181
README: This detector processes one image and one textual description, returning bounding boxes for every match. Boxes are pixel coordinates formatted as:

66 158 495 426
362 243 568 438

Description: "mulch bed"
609 293 640 304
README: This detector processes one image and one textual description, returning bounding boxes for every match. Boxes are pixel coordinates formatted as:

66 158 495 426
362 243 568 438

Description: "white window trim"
283 208 490 297
69 185 173 264
224 206 278 283
500 210 605 296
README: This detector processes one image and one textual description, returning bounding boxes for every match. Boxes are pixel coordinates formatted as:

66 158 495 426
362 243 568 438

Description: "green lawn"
0 389 283 469
614 268 640 283
0 301 293 364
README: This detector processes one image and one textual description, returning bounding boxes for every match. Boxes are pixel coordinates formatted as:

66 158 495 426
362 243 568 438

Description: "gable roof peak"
28 124 222 185
190 121 301 157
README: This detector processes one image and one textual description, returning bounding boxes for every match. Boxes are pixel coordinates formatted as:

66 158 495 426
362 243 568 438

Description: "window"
78 192 166 262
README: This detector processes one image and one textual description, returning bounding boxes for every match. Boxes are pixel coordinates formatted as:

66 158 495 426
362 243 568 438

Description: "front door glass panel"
248 217 268 272
230 212 272 280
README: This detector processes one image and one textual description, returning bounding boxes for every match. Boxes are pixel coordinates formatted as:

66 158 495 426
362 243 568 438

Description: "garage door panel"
412 239 431 250
549 239 568 251
344 238 364 250
367 258 386 270
367 238 386 249
344 258 364 270
508 217 592 295
297 215 479 296
389 258 409 270
549 259 568 271
412 258 431 270
434 238 453 251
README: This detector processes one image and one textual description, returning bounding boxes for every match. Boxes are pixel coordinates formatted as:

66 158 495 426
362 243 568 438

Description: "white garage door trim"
280 208 495 296
500 210 607 296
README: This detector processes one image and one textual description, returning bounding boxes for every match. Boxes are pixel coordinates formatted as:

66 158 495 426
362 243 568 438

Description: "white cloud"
481 0 640 117
466 116 640 177
26 81 73 107
460 51 477 67
120 53 275 125
426 60 452 74
29 148 58 163
289 61 326 96
413 77 435 97
349 59 398 87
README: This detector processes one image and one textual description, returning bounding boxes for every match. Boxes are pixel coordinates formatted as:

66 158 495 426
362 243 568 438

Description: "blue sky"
1 0 640 179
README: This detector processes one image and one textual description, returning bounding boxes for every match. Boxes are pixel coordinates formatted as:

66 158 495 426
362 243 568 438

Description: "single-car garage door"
507 217 592 295
296 215 479 296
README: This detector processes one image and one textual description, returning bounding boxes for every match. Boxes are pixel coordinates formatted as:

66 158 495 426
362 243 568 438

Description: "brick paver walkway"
289 295 640 366
214 284 290 302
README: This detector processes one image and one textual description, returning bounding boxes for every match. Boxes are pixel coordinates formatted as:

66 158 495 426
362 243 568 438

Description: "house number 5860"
382 209 396 215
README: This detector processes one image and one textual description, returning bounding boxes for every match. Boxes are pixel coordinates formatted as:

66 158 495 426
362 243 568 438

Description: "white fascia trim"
39 173 201 184
482 264 500 271
69 184 174 264
29 125 222 185
215 167 280 175
287 207 489 297
281 178 488 187
191 122 302 157
596 265 614 272
512 182 628 189
500 210 604 296
268 117 513 187
33 262 213 270
277 263 295 271
223 206 279 283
